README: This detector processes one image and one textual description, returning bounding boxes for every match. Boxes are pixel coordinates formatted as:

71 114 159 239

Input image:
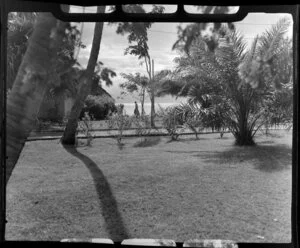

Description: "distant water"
118 102 178 115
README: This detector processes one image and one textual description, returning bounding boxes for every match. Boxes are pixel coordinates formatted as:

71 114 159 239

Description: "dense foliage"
80 94 116 120
8 12 84 90
159 18 292 145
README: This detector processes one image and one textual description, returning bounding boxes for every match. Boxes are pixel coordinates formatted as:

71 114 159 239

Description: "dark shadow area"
217 136 231 140
260 132 285 139
256 140 275 145
193 144 292 172
117 142 125 150
63 144 130 241
133 136 161 147
179 136 211 141
165 150 200 154
165 136 209 144
177 136 200 142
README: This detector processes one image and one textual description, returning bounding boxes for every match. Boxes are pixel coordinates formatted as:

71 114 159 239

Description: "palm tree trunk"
235 107 255 146
61 6 105 145
5 13 67 184
150 93 155 127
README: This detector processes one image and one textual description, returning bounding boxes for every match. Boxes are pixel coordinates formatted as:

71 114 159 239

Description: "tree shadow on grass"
194 144 292 172
63 144 129 241
165 136 209 144
133 136 161 148
256 140 275 145
217 136 231 140
165 150 200 154
260 132 286 139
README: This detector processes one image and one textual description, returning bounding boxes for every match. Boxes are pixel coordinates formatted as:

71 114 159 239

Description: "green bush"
78 111 94 146
174 103 203 139
106 104 133 148
157 104 204 140
80 95 116 120
157 106 183 141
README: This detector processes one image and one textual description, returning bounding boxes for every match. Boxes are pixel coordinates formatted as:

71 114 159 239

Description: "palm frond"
257 17 291 61
243 35 259 66
215 29 246 67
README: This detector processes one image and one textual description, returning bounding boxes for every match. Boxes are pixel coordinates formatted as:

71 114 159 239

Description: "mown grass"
6 130 292 242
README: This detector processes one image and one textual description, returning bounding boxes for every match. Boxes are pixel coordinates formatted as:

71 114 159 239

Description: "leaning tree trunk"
61 6 105 145
5 13 67 184
150 59 155 128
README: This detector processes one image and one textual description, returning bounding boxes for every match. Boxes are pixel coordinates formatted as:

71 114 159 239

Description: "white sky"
72 7 293 104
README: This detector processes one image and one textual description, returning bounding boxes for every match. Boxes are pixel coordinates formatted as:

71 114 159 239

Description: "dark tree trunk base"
234 136 256 146
61 136 76 146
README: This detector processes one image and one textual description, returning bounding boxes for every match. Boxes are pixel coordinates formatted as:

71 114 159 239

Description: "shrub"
133 136 161 147
157 106 184 141
132 115 152 136
77 111 94 146
174 103 203 139
131 114 161 145
80 95 117 120
106 105 132 148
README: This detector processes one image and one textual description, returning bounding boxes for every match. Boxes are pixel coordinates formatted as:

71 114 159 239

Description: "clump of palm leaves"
157 103 203 140
174 103 204 139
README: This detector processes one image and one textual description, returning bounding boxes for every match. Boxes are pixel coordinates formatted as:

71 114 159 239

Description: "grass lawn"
6 130 292 242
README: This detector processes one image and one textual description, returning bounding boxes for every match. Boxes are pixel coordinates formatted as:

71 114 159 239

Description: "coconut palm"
61 6 106 145
5 12 68 184
7 12 36 89
7 11 87 125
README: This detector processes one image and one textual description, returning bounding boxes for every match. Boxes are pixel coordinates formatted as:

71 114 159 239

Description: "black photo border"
0 1 298 248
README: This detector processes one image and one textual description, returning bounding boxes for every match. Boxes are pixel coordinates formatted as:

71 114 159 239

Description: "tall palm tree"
5 12 68 184
61 6 106 145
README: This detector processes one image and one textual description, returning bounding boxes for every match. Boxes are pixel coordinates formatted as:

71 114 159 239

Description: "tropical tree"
255 37 293 129
120 69 169 117
125 46 156 126
110 4 164 127
120 72 148 115
5 12 68 184
172 6 235 54
61 6 106 145
160 18 291 146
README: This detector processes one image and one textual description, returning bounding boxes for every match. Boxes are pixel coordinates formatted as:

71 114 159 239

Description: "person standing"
134 101 140 117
